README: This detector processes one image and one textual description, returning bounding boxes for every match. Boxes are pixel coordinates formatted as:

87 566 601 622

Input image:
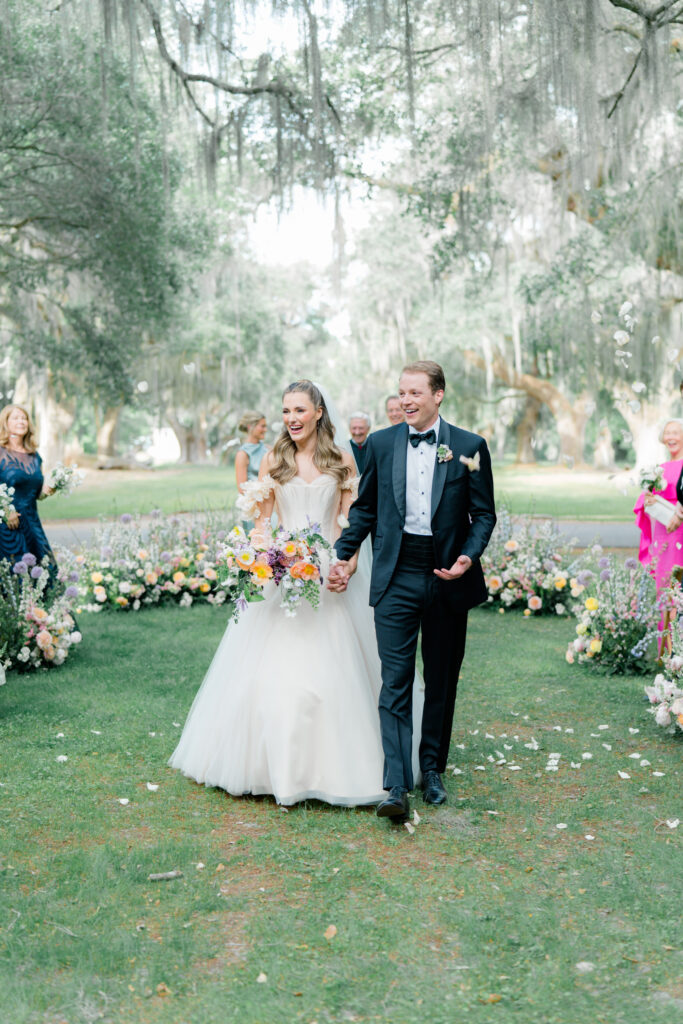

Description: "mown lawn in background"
40 466 239 522
1 606 680 1024
40 463 637 523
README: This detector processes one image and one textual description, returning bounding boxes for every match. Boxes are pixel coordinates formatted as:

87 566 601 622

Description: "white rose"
118 581 132 594
654 704 672 727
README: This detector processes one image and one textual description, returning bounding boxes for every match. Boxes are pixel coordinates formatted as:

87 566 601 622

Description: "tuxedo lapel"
392 424 408 526
430 419 450 521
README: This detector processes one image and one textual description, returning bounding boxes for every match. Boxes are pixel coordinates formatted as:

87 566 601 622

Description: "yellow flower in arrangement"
199 582 210 594
93 586 107 602
523 609 531 617
180 557 190 569
31 607 48 622
173 571 186 584
504 539 519 552
136 549 149 561
570 586 584 598
116 596 129 607
585 597 599 612
145 571 158 585
75 554 86 565
576 623 588 636
488 576 503 592
203 567 217 581
554 577 567 590
282 540 299 559
91 571 104 584
36 629 53 651
589 638 602 654
250 561 274 584
44 646 56 661
236 550 256 569
527 595 542 612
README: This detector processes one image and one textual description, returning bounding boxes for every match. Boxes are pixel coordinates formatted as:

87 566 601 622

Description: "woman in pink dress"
634 420 683 647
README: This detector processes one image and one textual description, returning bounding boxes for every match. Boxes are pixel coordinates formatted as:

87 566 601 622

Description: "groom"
330 361 496 821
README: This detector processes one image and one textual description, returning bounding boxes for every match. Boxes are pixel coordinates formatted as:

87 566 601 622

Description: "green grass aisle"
0 608 680 1024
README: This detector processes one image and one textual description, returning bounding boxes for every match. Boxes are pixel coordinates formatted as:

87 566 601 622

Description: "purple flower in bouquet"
22 552 37 567
12 561 27 574
65 586 79 599
30 566 43 579
120 513 132 524
235 594 249 616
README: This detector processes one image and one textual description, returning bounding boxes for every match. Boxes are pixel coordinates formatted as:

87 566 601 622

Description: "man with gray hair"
348 411 371 473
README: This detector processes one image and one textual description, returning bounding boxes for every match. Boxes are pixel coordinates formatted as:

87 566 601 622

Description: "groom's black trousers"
373 536 468 791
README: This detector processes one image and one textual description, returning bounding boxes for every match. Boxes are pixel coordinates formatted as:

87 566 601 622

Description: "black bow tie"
409 429 436 448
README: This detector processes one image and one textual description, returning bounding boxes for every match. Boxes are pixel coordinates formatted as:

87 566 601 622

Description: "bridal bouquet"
47 462 85 496
639 464 665 493
0 483 16 524
218 521 331 620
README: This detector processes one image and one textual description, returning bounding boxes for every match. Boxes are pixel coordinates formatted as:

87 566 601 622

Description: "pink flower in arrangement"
527 595 542 612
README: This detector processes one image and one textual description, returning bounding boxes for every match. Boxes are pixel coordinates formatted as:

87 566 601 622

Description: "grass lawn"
40 464 638 524
1 607 680 1023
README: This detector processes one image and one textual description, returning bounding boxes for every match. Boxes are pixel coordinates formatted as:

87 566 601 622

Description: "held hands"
327 554 358 593
434 554 472 581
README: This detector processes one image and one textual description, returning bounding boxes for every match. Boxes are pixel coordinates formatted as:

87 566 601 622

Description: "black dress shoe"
422 770 447 805
376 787 409 822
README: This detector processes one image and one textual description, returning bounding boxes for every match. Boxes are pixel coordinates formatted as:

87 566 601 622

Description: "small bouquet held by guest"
0 483 17 524
218 521 331 621
46 462 85 497
639 464 666 494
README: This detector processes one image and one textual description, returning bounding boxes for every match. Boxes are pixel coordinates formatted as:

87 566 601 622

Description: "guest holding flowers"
634 419 683 606
0 405 55 568
235 411 269 530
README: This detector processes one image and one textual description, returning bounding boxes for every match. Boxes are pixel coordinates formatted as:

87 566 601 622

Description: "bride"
169 380 421 807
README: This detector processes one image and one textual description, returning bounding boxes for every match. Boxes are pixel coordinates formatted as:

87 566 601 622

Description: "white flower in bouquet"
0 483 16 524
47 462 85 496
639 464 665 493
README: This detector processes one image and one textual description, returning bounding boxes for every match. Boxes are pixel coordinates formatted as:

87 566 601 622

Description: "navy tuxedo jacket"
335 419 496 611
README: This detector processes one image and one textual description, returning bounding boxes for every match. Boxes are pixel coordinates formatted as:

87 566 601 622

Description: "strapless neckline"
289 474 336 487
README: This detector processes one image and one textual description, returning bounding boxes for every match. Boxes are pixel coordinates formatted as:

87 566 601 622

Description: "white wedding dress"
169 473 422 806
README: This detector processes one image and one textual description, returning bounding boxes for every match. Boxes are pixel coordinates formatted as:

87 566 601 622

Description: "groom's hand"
434 555 472 581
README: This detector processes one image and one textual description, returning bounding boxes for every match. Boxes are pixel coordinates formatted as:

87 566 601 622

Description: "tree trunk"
465 348 591 464
515 396 541 464
30 370 76 467
95 406 122 461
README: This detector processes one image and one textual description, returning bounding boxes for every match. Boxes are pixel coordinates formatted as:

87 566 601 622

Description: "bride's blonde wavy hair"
270 380 350 487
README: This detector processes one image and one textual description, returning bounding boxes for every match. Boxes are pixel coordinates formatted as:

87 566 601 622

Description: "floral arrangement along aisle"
481 506 586 616
645 583 683 735
565 553 658 675
0 555 81 676
69 511 237 612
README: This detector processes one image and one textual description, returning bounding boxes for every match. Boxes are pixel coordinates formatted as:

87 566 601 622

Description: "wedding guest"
235 411 268 493
349 412 371 473
385 395 405 425
634 419 683 598
235 411 268 531
0 405 55 568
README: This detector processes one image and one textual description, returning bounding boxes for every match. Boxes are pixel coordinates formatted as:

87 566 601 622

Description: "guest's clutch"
645 495 676 527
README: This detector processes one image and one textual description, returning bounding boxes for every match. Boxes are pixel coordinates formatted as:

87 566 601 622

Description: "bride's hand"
327 554 358 593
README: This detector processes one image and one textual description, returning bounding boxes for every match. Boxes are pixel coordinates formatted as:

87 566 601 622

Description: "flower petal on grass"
146 783 159 792
118 798 129 805
617 771 630 780
256 972 267 983
324 924 338 940
640 759 651 767
666 819 680 829
56 755 68 763
584 834 595 841
403 821 415 835
652 771 665 777
556 823 568 830
628 728 639 735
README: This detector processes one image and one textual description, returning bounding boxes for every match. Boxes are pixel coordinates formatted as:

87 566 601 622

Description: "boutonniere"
436 444 453 463
459 451 480 472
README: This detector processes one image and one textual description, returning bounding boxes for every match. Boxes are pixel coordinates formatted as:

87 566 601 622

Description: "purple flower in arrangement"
216 531 226 541
600 569 611 581
64 585 79 599
30 566 43 579
160 551 171 562
235 595 249 616
598 557 610 569
577 570 594 585
101 546 113 559
624 557 638 570
68 570 79 582
12 561 28 574
22 552 37 567
151 508 162 518
120 513 133 524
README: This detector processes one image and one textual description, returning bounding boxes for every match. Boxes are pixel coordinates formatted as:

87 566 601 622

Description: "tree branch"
607 44 644 117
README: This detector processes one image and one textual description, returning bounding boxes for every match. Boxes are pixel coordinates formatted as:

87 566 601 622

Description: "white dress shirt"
404 416 440 536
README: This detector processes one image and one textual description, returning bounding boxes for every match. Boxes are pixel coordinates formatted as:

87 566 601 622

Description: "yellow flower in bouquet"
36 629 53 651
93 585 107 602
589 638 602 654
203 567 217 581
576 622 588 635
31 607 48 622
282 540 299 559
116 596 129 607
173 571 186 584
250 560 273 584
145 571 158 585
487 575 503 592
585 597 599 612
199 582 210 593
236 550 256 569
554 577 567 590
91 571 104 584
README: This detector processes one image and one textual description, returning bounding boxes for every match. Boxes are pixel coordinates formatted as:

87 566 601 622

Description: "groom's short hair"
401 360 445 394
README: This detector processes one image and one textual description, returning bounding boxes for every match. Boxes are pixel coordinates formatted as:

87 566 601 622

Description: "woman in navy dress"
0 405 55 568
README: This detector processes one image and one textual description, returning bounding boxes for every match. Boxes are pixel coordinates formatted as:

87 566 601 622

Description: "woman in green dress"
235 411 268 531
